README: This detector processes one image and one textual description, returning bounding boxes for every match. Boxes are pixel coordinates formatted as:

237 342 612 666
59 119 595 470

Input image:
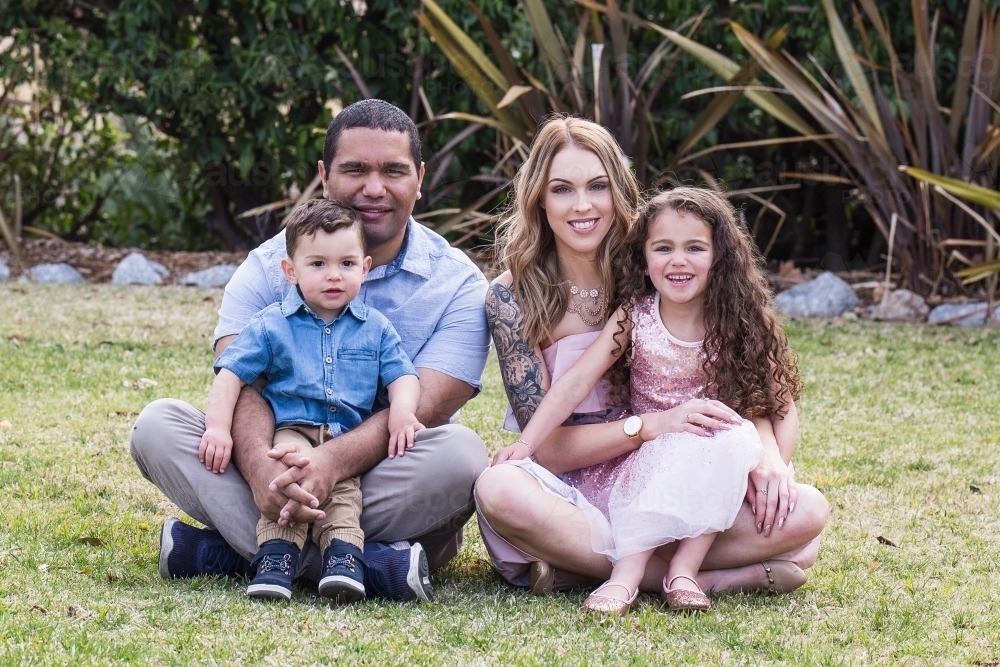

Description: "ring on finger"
761 487 768 495
686 413 694 424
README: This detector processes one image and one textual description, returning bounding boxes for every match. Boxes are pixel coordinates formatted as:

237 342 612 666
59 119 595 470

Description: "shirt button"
324 327 331 334
329 405 337 413
325 388 332 395
325 357 332 364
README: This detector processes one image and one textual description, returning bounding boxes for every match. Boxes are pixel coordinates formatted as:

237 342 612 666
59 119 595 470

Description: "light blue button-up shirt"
215 287 416 434
214 219 490 394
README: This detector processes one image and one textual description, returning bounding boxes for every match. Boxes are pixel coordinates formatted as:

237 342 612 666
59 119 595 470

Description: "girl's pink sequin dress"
478 293 763 578
576 293 763 560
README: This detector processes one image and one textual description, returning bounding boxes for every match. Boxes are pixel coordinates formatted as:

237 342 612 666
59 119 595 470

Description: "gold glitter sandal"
662 575 711 612
761 560 807 594
528 560 555 596
582 582 639 616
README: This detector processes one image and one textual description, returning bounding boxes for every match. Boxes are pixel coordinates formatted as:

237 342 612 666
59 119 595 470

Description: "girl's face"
643 208 714 307
541 145 615 261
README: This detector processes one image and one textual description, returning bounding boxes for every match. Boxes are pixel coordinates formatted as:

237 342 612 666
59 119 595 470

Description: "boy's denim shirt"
214 220 489 397
215 287 417 435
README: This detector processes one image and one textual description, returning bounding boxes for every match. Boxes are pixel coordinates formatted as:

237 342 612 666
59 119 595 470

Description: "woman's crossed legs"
475 464 829 595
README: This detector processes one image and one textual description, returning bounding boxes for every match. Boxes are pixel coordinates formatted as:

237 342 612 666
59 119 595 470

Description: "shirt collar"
280 286 368 321
366 218 432 281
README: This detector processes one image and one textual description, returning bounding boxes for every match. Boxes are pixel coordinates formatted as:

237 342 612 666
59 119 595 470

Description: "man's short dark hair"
285 199 366 259
322 99 422 171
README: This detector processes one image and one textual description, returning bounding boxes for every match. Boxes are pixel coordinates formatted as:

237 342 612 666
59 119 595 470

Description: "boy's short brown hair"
284 199 366 259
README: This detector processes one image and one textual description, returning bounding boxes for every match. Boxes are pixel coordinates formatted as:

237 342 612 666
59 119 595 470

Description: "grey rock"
28 263 84 284
776 271 859 318
871 289 930 322
0 258 9 282
927 301 1000 327
111 252 170 285
179 264 239 288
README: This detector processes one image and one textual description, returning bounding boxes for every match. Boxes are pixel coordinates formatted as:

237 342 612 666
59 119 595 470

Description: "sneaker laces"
325 552 359 574
203 540 250 577
256 553 294 576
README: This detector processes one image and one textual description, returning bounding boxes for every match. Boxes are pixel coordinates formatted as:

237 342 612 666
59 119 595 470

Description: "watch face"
624 415 642 437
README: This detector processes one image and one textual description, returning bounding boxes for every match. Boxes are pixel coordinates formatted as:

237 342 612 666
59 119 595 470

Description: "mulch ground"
0 238 946 312
1 238 248 285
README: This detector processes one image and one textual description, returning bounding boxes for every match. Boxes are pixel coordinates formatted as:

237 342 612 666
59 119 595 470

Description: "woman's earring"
416 191 422 200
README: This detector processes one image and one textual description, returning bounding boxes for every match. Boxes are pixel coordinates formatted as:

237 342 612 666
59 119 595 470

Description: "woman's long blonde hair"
494 116 640 345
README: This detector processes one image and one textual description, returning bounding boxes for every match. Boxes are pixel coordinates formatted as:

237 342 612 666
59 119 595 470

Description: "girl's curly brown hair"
613 187 803 419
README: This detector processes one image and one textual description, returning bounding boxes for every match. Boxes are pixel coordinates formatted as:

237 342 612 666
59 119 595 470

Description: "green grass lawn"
1 283 999 665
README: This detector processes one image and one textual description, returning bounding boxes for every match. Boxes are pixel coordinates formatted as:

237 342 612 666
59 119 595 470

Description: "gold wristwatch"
623 415 643 443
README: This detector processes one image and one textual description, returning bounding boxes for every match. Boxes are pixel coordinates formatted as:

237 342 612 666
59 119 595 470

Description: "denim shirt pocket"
337 347 380 414
338 348 377 361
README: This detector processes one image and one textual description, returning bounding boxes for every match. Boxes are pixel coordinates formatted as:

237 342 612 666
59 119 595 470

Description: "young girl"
508 187 803 614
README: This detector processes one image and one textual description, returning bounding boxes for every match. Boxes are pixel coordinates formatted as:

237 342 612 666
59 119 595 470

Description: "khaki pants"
257 425 363 552
130 398 488 581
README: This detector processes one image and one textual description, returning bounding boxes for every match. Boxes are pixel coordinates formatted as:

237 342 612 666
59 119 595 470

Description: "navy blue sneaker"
158 517 251 579
317 539 366 603
363 540 432 602
246 539 300 601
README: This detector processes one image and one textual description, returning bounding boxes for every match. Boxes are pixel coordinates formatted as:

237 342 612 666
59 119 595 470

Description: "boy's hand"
387 414 424 459
199 427 233 474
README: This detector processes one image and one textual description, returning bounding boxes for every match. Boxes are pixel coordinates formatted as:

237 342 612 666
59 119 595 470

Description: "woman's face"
541 145 615 261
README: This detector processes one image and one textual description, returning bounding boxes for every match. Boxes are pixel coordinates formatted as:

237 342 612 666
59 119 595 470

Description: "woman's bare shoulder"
490 270 513 289
485 271 517 317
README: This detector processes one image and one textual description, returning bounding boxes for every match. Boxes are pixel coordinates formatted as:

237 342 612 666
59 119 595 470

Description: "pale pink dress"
586 293 763 560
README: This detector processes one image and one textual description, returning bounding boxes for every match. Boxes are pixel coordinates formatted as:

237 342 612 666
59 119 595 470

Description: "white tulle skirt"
586 419 763 562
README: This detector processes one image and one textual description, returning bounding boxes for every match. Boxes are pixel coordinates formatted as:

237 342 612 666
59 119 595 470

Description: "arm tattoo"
485 282 547 430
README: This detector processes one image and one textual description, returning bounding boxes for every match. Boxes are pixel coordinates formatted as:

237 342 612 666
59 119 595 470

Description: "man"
130 99 491 600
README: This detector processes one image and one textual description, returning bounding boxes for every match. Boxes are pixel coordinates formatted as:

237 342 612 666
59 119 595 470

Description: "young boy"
197 199 426 602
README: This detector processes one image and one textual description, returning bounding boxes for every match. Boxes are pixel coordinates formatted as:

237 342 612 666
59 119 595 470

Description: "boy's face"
280 226 371 322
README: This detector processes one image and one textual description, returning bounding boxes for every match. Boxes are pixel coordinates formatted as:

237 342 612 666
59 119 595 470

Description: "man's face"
318 128 425 257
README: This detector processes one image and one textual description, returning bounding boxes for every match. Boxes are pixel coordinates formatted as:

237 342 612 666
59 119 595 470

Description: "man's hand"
263 368 475 523
267 444 340 525
263 442 322 525
198 427 233 474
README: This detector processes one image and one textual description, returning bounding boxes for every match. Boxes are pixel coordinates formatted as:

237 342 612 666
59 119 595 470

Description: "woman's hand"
492 441 533 466
746 443 797 537
639 398 742 440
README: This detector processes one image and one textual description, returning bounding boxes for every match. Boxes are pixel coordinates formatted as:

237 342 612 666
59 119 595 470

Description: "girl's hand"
746 444 795 537
640 399 742 439
492 441 533 465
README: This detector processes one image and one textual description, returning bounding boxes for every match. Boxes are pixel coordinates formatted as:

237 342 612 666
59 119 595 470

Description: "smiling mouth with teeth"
667 274 694 283
569 219 598 230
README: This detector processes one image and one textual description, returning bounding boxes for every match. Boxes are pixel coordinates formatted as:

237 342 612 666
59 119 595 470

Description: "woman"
476 116 828 597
